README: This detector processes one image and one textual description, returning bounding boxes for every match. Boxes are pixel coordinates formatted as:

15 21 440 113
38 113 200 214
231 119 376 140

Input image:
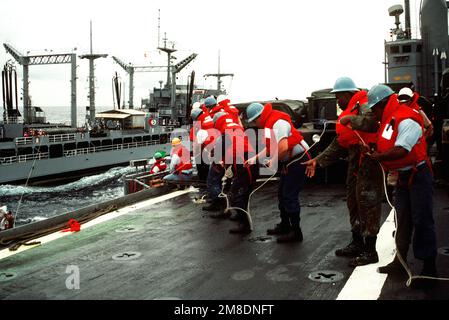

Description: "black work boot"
377 246 408 276
335 232 364 257
229 213 251 234
267 223 291 235
202 198 222 212
209 208 232 219
229 224 251 234
276 227 303 243
411 257 438 289
377 257 407 276
348 236 379 267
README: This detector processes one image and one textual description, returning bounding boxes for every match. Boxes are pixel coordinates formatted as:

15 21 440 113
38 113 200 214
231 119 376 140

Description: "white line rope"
354 126 449 285
14 138 43 227
217 122 329 231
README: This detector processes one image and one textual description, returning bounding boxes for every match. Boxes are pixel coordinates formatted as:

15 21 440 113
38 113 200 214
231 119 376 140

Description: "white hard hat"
398 87 413 102
196 129 209 144
217 95 228 104
192 102 201 110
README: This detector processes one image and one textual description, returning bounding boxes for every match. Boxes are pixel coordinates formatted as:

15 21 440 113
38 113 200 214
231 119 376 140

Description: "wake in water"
0 166 134 226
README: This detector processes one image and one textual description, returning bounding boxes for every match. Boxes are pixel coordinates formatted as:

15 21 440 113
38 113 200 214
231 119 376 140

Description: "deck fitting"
112 251 142 261
308 270 344 283
115 226 138 233
0 271 18 282
248 236 274 243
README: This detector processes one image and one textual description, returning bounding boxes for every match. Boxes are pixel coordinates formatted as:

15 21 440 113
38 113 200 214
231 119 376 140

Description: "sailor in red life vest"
200 96 229 212
204 96 219 117
163 138 193 183
190 106 214 186
0 207 14 230
302 77 383 266
149 152 167 174
398 87 434 139
364 84 437 289
217 95 242 126
211 112 258 234
245 102 310 243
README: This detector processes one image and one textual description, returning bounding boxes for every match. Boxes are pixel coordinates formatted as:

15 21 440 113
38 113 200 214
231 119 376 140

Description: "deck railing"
0 152 49 165
0 140 161 165
15 137 34 145
15 133 77 146
62 140 160 157
48 133 77 143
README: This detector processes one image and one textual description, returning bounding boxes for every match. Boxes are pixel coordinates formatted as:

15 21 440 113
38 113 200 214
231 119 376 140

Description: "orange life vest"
258 103 305 157
376 95 428 170
336 90 377 148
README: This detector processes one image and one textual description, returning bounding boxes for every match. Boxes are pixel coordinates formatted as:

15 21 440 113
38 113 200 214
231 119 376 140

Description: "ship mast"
204 50 233 93
80 21 107 123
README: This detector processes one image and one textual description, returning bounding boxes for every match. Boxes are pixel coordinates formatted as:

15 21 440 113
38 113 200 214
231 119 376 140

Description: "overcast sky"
0 0 423 112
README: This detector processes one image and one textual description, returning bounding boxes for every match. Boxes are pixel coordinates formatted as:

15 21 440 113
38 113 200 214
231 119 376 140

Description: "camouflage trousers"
346 145 383 237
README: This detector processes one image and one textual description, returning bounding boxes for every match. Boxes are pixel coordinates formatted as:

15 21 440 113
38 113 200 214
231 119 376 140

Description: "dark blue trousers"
207 163 224 201
395 164 437 260
278 160 306 228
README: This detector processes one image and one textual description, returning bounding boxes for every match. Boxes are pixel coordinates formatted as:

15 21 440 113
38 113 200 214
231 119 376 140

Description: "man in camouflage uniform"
303 77 383 266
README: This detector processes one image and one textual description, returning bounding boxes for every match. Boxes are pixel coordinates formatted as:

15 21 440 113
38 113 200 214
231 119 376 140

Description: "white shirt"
272 119 310 161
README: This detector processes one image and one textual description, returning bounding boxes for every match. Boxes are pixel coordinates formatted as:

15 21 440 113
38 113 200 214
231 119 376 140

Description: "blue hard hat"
213 111 227 124
330 77 359 93
204 96 217 108
246 103 264 123
366 84 395 109
190 108 203 120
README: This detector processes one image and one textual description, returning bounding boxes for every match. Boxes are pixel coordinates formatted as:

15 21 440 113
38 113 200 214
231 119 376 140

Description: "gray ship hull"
0 142 171 185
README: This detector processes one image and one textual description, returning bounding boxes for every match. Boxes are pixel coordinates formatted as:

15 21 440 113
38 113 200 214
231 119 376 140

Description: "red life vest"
214 113 254 164
171 144 193 172
408 92 421 111
258 103 305 157
218 99 240 123
209 104 222 117
214 112 242 133
336 90 377 148
198 112 214 129
150 159 167 174
191 111 214 144
376 95 428 170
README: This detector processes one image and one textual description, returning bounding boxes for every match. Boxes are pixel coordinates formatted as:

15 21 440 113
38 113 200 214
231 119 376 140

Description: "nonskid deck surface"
378 185 449 300
0 183 447 300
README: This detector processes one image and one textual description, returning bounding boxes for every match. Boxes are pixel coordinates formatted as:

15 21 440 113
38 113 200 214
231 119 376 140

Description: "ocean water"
0 166 135 226
0 105 135 226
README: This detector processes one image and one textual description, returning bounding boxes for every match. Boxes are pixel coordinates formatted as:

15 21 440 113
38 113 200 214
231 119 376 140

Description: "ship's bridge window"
390 46 400 54
402 45 412 53
394 56 409 64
